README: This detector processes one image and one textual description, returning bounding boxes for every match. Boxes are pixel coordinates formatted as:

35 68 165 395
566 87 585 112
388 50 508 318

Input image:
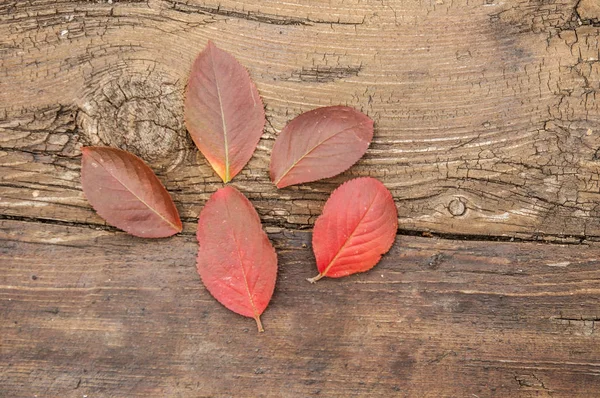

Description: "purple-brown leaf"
270 106 373 188
81 146 182 238
185 41 265 183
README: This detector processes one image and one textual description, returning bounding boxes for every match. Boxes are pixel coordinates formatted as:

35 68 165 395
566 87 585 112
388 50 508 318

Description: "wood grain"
2 1 600 396
2 219 600 397
1 0 599 239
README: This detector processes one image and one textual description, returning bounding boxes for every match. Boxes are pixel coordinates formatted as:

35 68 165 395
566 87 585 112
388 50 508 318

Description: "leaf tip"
273 174 289 189
174 223 183 234
80 146 97 158
213 166 231 184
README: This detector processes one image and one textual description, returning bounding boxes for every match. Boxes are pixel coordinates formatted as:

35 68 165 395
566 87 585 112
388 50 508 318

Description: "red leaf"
270 106 373 188
81 147 182 238
184 41 265 183
309 177 397 282
196 186 277 332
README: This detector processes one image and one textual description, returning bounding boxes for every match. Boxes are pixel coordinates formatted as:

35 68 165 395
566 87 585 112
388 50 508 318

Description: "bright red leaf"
80 146 182 238
196 186 277 332
270 106 373 188
309 177 397 282
184 41 265 183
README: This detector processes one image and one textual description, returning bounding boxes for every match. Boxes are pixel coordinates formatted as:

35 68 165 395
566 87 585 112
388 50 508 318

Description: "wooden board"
1 0 599 240
2 220 600 397
2 0 600 396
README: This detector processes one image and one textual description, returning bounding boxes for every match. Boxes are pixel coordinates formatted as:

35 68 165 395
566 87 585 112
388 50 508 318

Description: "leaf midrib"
88 151 180 233
210 46 230 182
275 120 370 186
320 190 380 277
225 201 260 320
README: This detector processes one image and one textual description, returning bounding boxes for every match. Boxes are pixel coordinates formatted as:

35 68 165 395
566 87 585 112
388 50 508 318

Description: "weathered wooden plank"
2 1 600 396
1 0 599 239
1 219 600 397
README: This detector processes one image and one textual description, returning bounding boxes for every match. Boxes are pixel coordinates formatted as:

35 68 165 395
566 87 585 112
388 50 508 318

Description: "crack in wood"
0 214 594 245
166 1 365 26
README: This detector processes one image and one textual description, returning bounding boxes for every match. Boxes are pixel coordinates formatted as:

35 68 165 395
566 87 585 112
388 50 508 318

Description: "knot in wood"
77 70 189 172
448 198 466 217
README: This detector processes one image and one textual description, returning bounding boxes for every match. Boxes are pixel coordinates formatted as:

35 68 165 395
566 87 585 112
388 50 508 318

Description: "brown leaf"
81 146 182 238
185 41 265 183
270 106 373 188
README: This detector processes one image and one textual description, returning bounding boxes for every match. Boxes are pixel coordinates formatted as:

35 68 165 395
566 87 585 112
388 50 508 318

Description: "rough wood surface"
1 0 599 239
2 0 600 396
2 220 600 397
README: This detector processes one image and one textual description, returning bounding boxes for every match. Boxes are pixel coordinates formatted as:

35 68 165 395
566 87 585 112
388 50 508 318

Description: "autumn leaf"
270 106 373 188
80 146 182 238
184 41 265 183
308 177 397 282
196 186 277 332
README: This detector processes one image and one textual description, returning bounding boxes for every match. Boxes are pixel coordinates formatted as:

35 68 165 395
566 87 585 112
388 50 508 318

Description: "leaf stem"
254 315 264 333
307 273 324 283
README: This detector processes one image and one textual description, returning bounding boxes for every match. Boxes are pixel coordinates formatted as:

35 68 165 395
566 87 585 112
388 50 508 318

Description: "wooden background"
1 0 600 396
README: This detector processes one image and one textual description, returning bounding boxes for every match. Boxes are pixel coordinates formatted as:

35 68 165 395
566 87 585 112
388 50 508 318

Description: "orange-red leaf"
196 186 277 332
80 146 182 238
309 177 397 282
270 106 373 188
184 41 265 183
